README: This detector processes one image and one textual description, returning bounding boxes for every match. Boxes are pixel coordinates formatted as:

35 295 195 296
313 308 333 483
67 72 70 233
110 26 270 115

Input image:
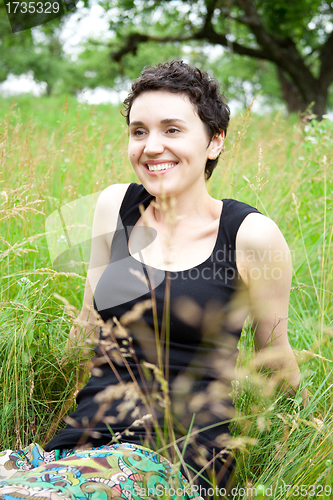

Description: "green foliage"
101 0 333 56
0 277 81 448
255 0 325 40
2 0 333 113
117 41 185 80
0 26 35 82
94 0 333 115
75 43 120 89
0 14 89 95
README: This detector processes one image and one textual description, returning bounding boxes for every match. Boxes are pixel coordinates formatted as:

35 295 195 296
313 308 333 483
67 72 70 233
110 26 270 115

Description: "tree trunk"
277 68 307 114
277 68 328 119
46 84 53 97
311 90 328 120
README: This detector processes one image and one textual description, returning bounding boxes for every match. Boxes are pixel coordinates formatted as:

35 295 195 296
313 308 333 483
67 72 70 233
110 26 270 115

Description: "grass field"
0 94 332 499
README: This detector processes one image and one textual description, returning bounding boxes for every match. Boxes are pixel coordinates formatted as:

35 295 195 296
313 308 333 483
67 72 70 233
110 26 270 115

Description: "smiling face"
128 90 222 199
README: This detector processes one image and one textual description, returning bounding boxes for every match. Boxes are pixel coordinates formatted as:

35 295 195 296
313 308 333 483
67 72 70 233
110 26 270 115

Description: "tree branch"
112 33 150 62
235 0 317 100
111 0 330 110
202 0 218 30
111 29 270 64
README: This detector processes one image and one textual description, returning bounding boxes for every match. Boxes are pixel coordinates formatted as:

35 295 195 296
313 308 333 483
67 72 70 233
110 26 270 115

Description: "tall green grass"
0 95 332 498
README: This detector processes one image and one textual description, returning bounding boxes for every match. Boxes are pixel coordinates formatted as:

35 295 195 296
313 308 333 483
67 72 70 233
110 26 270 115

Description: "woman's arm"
65 183 130 354
236 213 307 405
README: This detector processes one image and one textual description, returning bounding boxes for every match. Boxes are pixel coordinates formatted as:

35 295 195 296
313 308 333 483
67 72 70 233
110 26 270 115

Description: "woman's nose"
143 132 164 155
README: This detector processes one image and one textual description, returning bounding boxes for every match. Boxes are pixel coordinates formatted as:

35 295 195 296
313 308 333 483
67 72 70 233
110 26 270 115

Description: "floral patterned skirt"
0 442 198 499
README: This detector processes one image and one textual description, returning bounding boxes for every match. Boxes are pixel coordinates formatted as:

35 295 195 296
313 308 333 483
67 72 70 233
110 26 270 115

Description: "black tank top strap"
118 183 154 229
219 198 261 256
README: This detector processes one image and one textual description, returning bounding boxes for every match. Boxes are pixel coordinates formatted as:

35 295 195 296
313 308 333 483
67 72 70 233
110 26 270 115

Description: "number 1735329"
5 2 60 14
279 484 331 497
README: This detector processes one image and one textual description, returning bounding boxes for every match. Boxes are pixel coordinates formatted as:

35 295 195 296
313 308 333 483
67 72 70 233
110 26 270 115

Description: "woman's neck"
152 184 218 228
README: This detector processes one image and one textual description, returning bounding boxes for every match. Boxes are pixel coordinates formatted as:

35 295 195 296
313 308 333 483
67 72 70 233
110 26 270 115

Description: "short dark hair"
123 60 230 180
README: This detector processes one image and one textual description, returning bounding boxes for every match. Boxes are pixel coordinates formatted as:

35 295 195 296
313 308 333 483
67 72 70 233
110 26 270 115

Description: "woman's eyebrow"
129 118 186 127
129 121 144 127
160 118 186 125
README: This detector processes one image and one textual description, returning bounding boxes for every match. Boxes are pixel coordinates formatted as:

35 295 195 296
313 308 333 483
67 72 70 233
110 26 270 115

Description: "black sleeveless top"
46 183 260 488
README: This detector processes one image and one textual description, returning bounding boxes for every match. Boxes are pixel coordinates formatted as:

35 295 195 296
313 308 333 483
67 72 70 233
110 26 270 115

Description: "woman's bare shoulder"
92 183 131 238
97 183 131 209
235 212 291 286
236 212 289 254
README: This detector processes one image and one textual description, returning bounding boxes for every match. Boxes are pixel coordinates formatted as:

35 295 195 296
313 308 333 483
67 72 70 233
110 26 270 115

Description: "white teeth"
147 163 176 172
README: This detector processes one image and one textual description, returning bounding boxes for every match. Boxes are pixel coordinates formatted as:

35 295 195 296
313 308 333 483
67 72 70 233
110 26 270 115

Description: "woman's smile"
145 160 178 174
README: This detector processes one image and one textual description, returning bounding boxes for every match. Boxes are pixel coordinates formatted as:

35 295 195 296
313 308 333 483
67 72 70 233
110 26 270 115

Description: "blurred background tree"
104 0 333 118
1 0 333 117
0 1 93 95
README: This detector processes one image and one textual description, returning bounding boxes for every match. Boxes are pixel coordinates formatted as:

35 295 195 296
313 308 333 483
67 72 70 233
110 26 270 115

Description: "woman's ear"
208 131 225 160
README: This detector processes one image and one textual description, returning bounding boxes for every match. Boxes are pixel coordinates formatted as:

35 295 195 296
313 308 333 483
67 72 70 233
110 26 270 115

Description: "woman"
0 61 303 500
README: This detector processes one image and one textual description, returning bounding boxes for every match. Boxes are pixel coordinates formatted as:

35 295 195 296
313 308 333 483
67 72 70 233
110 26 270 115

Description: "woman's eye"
166 128 180 134
133 130 146 136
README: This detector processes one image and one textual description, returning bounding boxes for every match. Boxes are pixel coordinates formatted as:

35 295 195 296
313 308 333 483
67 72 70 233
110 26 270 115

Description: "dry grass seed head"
93 382 134 405
119 299 152 326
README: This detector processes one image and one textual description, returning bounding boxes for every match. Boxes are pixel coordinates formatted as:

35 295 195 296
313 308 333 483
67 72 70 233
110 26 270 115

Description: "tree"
101 0 333 119
0 4 89 96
